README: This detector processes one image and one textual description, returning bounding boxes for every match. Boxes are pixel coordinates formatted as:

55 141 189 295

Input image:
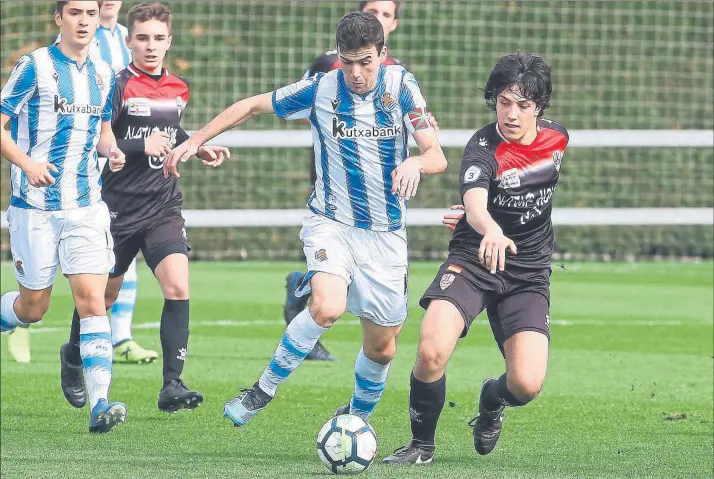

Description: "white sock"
110 259 137 345
349 348 390 421
80 315 113 410
1 291 27 332
258 308 327 396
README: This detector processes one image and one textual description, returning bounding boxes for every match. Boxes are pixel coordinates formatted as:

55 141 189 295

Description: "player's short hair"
484 52 552 117
336 12 385 54
57 1 100 16
358 1 401 19
127 2 172 35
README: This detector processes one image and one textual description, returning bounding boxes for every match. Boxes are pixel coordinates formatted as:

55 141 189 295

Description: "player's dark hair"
358 1 401 20
56 1 100 17
127 2 172 35
336 12 385 54
484 52 552 117
56 1 68 16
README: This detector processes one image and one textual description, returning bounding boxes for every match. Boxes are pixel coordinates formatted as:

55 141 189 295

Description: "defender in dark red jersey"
385 52 567 465
61 3 229 414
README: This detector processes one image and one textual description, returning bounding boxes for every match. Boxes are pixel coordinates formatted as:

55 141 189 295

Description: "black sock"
67 309 82 365
160 299 190 387
483 373 527 411
409 372 445 448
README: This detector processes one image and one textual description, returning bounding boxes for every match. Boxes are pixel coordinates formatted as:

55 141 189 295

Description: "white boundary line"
18 317 711 334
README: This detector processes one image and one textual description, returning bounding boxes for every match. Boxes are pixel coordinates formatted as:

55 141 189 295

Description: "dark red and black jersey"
303 49 403 77
450 120 570 269
102 64 190 227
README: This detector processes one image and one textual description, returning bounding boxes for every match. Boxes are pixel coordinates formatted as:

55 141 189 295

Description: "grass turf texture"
1 261 712 479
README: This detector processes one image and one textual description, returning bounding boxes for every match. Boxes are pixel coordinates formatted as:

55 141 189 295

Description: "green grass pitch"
1 261 712 479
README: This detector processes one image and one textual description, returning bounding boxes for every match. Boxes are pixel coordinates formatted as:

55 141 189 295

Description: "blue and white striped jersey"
56 23 131 73
273 65 428 232
1 45 115 211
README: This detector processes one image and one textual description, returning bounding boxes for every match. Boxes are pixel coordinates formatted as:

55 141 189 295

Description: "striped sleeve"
398 70 431 134
272 73 322 121
1 55 38 118
102 71 116 122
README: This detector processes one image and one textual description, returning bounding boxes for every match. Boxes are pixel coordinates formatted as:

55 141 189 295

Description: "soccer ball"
316 414 378 475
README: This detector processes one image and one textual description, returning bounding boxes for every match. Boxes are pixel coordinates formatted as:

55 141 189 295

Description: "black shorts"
420 254 551 354
110 215 190 277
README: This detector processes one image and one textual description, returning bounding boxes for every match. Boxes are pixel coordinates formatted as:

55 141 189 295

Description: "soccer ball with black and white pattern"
316 414 378 475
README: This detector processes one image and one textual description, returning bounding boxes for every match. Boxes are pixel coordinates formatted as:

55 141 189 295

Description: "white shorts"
296 214 408 327
7 202 115 290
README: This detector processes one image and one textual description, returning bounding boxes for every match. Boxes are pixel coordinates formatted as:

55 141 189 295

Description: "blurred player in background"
283 0 439 362
384 52 569 464
1 0 127 433
60 2 229 413
165 12 447 428
11 0 158 367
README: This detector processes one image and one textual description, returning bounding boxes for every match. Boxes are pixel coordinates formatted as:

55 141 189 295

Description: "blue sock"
1 291 23 332
350 348 390 421
80 316 113 410
258 307 326 396
110 260 137 345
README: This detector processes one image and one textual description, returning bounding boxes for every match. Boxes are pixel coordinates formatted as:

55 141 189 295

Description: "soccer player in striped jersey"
283 1 440 362
0 0 127 433
165 12 447 428
52 0 157 367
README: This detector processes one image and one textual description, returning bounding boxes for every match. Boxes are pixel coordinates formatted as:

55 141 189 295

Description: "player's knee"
309 299 344 327
508 374 544 404
364 339 397 364
74 290 108 317
16 294 49 323
416 343 449 375
161 281 189 300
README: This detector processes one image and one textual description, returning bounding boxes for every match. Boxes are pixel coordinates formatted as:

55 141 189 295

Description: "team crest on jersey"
315 249 328 262
95 74 105 91
439 273 455 291
499 168 521 189
381 92 397 112
14 260 24 277
552 150 564 171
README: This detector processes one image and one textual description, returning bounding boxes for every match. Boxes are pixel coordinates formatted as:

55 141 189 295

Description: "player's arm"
391 71 447 198
459 137 516 273
0 55 57 187
95 74 125 172
163 92 273 177
0 114 56 187
165 75 320 178
176 126 230 168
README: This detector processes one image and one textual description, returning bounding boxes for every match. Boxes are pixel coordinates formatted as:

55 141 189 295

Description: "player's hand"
144 131 172 158
391 156 422 199
442 204 465 231
429 113 440 134
23 161 58 187
163 139 199 178
198 145 230 168
478 226 517 274
107 146 126 172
